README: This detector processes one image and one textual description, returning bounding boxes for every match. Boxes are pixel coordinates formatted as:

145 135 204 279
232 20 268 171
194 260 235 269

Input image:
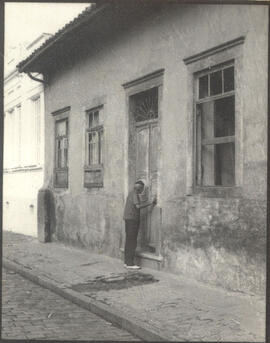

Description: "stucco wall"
43 4 268 294
4 57 45 237
3 170 43 237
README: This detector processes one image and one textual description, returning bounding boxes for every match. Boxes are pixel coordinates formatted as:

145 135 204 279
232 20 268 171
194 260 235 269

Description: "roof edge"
17 3 110 73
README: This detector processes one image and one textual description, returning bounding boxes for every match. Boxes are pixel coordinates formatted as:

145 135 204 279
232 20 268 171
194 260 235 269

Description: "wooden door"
135 121 159 251
129 86 160 253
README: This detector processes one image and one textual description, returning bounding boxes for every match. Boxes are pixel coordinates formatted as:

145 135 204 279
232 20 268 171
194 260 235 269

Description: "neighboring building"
18 3 268 295
3 33 51 236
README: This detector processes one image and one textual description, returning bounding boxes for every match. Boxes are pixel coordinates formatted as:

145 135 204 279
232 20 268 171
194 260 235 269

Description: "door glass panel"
150 125 158 173
131 87 158 122
136 127 149 181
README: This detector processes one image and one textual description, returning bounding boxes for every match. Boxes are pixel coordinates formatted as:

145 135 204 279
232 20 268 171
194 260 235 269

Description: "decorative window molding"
51 106 71 117
122 69 164 98
84 106 104 188
122 69 164 89
183 36 245 65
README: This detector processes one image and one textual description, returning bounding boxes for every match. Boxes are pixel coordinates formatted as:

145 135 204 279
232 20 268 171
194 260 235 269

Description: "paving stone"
1 269 140 341
3 230 266 342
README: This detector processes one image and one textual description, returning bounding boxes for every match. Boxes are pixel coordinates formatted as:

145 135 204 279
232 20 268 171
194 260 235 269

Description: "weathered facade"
18 3 268 295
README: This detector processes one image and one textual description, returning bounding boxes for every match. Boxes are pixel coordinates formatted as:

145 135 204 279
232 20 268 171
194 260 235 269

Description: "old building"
17 3 268 295
4 34 51 236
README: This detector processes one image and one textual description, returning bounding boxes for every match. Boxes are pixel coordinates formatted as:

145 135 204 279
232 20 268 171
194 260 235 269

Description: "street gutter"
3 257 181 342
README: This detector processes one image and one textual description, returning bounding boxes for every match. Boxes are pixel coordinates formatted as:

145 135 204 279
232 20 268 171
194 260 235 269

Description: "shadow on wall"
37 188 56 243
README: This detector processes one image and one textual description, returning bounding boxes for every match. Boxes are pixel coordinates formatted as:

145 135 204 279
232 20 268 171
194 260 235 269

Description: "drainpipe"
27 72 45 84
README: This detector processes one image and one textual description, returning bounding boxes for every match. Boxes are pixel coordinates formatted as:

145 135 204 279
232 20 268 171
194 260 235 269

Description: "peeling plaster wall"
43 4 268 294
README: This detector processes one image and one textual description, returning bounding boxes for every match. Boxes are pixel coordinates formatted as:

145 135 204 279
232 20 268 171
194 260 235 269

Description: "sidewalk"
3 231 265 342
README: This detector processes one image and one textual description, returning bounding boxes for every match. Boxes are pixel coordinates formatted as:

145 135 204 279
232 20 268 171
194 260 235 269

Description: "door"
128 86 160 252
135 122 159 250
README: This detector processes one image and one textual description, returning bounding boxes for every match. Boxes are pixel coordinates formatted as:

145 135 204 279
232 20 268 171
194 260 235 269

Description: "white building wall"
3 36 48 236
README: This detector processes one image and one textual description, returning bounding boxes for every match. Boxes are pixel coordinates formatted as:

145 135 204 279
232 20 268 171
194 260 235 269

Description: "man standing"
123 180 157 270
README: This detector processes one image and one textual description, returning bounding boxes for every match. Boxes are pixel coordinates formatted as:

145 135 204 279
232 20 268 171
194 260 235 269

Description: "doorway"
128 86 160 253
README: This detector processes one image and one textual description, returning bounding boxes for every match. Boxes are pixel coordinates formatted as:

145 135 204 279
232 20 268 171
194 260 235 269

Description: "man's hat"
135 180 144 186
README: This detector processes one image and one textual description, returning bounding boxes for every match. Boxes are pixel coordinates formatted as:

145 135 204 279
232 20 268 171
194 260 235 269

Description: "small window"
196 64 235 187
84 107 104 188
54 115 69 188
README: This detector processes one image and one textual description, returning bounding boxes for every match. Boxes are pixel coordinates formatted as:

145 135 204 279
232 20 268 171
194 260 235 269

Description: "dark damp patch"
70 272 159 292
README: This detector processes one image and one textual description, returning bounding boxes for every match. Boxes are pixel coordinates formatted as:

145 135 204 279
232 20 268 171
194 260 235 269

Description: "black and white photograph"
2 1 268 341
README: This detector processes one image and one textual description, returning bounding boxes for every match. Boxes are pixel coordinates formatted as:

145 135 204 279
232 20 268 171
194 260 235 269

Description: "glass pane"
61 139 66 167
63 138 68 167
215 143 235 186
89 131 98 164
214 96 235 137
89 113 93 129
93 111 99 127
210 70 222 96
201 145 215 186
201 143 235 186
199 75 208 99
223 66 234 92
199 102 215 139
99 130 103 164
57 140 61 168
56 120 66 136
131 87 158 122
199 96 235 139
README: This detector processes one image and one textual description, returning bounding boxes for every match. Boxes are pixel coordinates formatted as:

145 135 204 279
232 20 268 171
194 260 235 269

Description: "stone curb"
3 258 179 342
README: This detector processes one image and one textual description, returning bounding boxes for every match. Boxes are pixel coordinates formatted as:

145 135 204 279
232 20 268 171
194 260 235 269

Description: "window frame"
52 107 70 189
195 62 236 188
84 105 104 188
183 36 245 197
32 95 42 166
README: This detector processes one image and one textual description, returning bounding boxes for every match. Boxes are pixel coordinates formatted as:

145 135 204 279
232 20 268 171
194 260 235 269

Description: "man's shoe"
125 265 141 270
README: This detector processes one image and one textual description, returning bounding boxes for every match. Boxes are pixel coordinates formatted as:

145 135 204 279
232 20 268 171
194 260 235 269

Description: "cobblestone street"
1 268 139 340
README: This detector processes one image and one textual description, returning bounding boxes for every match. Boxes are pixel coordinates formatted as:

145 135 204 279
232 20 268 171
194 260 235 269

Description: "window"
33 97 41 164
16 105 22 167
84 107 104 188
195 64 235 186
4 106 21 168
54 115 69 188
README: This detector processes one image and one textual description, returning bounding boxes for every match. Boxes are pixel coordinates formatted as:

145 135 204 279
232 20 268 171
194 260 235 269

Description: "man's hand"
152 196 157 206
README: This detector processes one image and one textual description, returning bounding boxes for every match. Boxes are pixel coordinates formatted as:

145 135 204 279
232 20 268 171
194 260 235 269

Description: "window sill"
191 186 242 198
4 165 43 173
84 183 103 189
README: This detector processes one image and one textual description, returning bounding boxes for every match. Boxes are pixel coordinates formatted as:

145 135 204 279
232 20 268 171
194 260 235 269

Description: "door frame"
122 69 164 255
